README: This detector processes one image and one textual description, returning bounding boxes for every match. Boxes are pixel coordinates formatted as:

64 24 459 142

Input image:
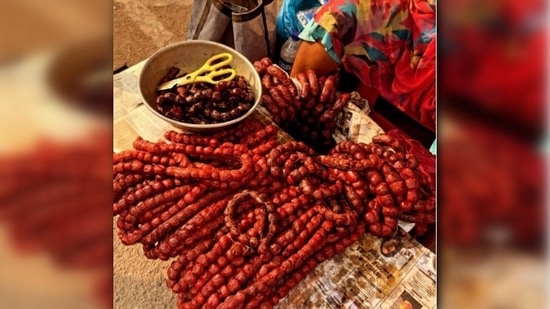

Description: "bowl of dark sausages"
139 40 262 132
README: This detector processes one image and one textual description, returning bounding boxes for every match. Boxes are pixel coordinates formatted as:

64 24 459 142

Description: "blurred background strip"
0 1 112 308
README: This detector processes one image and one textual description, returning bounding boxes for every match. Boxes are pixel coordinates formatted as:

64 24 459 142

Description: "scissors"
156 53 237 90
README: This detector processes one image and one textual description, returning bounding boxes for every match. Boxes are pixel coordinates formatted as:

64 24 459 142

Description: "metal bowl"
139 40 262 132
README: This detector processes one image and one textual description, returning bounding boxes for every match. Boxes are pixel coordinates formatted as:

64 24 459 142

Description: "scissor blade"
156 74 194 90
156 79 179 91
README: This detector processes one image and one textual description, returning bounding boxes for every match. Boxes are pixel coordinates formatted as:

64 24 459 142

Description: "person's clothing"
299 0 436 126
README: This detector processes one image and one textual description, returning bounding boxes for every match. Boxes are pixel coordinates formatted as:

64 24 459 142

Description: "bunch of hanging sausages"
113 118 435 309
253 58 349 152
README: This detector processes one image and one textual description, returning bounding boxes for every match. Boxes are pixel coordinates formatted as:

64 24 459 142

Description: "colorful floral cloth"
299 0 436 127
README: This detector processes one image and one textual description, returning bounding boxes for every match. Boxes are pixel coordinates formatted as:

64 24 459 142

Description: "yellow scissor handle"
192 67 237 84
156 53 236 90
200 53 234 71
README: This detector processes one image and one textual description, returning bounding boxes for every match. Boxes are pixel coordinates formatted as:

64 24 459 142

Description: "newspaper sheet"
113 61 436 309
276 229 436 309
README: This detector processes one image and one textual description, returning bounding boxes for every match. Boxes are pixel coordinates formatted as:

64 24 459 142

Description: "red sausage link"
269 87 289 109
261 74 274 90
267 65 289 82
320 75 336 103
296 73 311 99
253 61 267 75
261 94 280 116
260 57 273 67
276 84 293 102
306 69 319 97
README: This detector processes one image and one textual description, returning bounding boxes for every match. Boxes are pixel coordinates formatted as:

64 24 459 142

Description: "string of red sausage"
113 118 435 309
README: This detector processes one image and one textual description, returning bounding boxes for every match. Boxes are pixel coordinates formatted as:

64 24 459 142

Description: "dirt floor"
113 0 283 70
113 0 192 71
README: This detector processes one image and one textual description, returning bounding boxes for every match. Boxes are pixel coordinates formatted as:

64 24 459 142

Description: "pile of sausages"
253 58 349 152
156 67 255 124
113 118 435 308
